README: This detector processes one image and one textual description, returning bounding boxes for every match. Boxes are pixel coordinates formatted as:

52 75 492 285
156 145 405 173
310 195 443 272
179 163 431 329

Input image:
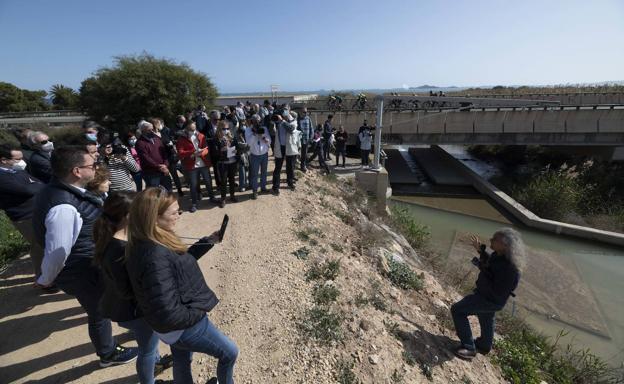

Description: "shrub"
512 169 582 221
300 307 343 344
389 206 430 249
313 284 340 305
306 259 340 281
334 358 358 384
0 212 30 270
386 255 424 290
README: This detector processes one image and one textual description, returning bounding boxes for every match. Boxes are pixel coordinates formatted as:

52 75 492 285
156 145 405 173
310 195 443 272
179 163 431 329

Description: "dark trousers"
361 149 371 166
168 162 183 193
210 157 221 187
451 293 502 351
300 142 309 170
143 172 173 192
55 265 115 358
335 145 346 166
188 167 215 205
132 172 143 192
217 162 237 199
323 139 331 160
12 218 44 277
308 144 331 174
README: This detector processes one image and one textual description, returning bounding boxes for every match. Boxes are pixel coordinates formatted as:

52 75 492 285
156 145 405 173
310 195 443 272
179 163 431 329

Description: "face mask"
223 129 230 136
86 133 97 142
41 141 54 152
12 160 27 171
187 130 196 137
128 138 137 146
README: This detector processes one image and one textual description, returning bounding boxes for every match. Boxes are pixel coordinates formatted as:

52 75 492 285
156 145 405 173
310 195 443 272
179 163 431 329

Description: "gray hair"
28 131 46 145
136 120 152 134
494 227 526 273
209 110 220 119
251 114 261 123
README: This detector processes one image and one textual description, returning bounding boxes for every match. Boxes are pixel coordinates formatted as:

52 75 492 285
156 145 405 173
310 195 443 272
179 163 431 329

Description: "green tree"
49 84 79 110
0 82 49 113
79 53 218 128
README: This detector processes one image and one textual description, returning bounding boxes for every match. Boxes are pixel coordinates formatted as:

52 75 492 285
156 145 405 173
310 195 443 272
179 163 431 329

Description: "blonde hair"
126 187 187 256
216 120 232 140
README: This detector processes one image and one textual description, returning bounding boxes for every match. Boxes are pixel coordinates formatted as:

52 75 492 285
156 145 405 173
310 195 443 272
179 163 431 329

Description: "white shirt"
245 126 271 156
190 133 206 168
37 195 85 286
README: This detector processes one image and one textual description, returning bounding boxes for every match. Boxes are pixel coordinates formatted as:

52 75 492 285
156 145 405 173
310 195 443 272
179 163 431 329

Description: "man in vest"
33 146 138 367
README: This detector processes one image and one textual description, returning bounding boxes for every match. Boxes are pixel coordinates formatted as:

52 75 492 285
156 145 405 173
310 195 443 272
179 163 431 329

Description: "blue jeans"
249 153 268 192
171 316 238 384
238 160 248 191
143 172 172 192
118 318 160 384
451 293 502 351
188 167 215 205
133 171 143 192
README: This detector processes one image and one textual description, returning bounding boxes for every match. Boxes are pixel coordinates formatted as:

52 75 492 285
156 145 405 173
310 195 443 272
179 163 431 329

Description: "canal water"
390 196 624 366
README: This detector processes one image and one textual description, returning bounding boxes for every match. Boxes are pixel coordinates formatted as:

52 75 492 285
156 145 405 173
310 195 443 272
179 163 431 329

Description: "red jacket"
176 133 212 171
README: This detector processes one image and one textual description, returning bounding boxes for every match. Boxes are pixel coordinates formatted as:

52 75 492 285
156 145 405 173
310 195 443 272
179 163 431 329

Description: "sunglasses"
76 162 97 170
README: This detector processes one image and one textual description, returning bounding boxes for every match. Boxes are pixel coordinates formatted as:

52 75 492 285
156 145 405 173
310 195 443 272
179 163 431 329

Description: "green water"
391 197 624 367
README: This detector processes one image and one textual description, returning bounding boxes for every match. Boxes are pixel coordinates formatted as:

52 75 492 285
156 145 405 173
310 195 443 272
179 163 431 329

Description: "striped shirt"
106 152 139 192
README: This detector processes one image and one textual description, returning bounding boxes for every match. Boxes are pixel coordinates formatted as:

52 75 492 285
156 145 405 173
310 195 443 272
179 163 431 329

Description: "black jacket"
28 150 53 183
98 238 139 322
125 238 218 333
475 250 520 307
0 167 44 222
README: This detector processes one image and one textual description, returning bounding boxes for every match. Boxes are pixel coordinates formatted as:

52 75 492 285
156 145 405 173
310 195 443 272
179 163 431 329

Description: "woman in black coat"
125 187 238 384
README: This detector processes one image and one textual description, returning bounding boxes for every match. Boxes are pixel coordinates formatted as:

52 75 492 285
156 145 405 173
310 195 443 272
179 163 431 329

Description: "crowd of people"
0 100 524 382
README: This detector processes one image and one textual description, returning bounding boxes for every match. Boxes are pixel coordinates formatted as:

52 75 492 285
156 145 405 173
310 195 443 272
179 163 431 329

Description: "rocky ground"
0 158 507 383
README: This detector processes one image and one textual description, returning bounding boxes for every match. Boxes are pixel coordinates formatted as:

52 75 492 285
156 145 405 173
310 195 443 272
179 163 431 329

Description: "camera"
111 138 126 156
255 126 265 135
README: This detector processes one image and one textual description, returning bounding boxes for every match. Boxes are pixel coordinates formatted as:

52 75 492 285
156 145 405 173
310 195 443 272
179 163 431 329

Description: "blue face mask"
86 133 97 142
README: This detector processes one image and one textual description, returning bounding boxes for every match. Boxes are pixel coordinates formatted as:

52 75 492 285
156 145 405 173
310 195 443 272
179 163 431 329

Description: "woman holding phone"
125 187 238 384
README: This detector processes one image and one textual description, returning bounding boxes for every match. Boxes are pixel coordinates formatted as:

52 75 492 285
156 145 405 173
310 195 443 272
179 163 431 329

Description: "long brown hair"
93 191 136 266
86 164 110 193
126 187 187 257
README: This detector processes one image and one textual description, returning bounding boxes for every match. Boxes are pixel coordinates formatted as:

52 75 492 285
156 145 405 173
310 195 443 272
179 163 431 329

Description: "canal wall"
432 145 624 247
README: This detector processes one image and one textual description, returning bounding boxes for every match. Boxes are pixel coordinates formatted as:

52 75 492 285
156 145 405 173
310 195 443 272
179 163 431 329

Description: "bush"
0 212 30 270
493 318 624 384
512 170 582 221
389 205 430 249
305 259 340 281
300 307 343 344
313 284 340 305
386 255 424 290
334 358 358 384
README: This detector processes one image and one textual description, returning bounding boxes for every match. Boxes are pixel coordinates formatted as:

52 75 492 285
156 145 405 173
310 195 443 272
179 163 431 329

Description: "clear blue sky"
1 0 623 94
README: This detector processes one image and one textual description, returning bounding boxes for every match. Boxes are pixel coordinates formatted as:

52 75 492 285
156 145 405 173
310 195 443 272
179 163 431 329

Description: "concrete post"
372 95 384 170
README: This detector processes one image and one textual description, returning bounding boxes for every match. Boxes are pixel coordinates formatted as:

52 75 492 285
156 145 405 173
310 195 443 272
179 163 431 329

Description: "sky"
1 0 623 94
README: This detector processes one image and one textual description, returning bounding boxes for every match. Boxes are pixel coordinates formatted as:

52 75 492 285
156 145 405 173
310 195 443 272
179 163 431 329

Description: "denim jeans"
171 315 238 384
361 149 370 165
133 171 143 192
308 144 331 174
188 167 215 205
118 318 160 384
54 265 115 358
238 161 248 191
143 172 172 192
335 145 346 166
450 293 502 351
249 153 268 192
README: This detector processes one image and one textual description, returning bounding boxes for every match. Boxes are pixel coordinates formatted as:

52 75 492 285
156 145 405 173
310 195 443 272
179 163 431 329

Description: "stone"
359 319 373 331
368 354 380 365
377 250 390 274
432 298 448 309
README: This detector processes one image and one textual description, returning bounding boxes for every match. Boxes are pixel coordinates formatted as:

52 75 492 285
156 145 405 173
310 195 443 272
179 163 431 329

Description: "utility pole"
372 95 384 170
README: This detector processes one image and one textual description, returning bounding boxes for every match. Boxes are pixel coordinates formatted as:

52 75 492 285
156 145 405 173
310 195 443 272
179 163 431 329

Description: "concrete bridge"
454 92 624 105
0 110 86 129
308 105 624 146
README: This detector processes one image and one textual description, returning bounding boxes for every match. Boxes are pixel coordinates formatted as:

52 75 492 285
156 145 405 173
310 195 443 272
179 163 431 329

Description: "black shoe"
453 346 477 360
251 191 258 200
260 188 269 194
206 378 218 384
229 196 238 203
209 197 219 204
219 201 225 208
272 189 280 196
40 284 60 294
154 354 173 375
155 380 174 384
288 184 295 190
177 190 185 197
99 345 138 368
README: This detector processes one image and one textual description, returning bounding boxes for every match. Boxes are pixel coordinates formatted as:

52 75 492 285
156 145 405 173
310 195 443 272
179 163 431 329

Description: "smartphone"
218 214 229 241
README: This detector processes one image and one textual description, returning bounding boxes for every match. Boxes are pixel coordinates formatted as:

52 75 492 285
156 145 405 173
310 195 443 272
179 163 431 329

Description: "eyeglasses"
39 140 50 145
76 162 97 170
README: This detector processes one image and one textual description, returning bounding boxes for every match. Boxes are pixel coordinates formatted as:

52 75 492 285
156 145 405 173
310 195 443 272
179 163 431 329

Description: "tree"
0 82 49 113
49 84 79 110
79 53 218 129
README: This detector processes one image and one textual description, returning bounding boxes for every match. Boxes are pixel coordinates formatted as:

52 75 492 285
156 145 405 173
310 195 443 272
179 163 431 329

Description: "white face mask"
129 138 137 146
12 160 27 171
41 141 54 152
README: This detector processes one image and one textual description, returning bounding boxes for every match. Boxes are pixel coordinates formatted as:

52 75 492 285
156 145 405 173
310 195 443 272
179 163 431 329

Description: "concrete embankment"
431 145 624 247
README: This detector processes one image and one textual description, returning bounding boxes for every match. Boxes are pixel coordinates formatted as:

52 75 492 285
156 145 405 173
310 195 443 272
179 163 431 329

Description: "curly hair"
494 227 526 273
